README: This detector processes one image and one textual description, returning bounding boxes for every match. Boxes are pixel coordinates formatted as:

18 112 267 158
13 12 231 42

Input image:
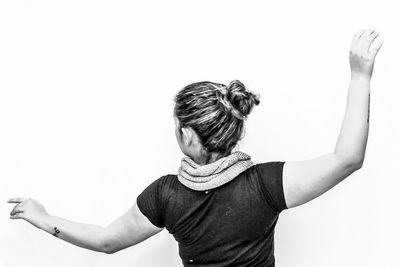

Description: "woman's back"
137 161 286 267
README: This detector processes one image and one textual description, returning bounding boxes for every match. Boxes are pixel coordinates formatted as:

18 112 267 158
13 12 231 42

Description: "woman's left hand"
349 28 383 79
8 198 49 229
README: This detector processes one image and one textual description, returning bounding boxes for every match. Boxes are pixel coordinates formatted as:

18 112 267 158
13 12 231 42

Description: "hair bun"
226 80 260 118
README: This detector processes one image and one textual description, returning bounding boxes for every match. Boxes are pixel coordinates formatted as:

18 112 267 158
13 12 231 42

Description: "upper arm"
282 152 361 209
102 202 163 254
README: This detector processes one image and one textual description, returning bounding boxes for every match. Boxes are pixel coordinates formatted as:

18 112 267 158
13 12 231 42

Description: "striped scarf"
177 151 253 191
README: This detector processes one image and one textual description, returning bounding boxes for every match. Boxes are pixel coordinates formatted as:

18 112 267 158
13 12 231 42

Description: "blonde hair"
174 80 260 156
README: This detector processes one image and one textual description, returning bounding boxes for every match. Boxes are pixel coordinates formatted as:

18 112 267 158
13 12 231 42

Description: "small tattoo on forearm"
53 227 60 237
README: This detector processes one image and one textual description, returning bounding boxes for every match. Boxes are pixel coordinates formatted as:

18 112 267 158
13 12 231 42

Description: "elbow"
353 158 364 170
335 152 364 171
348 155 364 171
103 248 114 255
101 242 118 254
348 160 363 173
103 246 116 255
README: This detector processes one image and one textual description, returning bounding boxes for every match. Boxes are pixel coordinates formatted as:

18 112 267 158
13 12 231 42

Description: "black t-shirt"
137 161 287 267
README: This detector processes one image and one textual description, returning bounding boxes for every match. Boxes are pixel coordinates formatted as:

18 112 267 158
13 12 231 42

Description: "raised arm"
8 198 162 254
282 29 383 209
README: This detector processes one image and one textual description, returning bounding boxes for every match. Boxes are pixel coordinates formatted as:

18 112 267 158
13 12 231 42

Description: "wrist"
39 214 53 232
351 72 372 83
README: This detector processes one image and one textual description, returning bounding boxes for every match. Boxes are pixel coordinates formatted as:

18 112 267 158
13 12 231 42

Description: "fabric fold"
177 151 253 191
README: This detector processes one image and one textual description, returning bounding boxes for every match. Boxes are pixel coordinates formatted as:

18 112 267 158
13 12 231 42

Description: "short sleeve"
255 161 287 213
137 177 166 228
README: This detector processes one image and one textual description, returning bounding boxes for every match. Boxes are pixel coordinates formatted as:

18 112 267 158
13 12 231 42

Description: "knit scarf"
177 151 254 191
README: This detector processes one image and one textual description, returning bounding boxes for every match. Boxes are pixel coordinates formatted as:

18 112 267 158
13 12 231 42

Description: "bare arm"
283 29 383 208
8 198 162 254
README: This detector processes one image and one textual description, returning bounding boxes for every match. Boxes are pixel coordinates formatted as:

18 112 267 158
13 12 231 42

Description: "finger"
351 30 365 52
367 31 380 43
370 39 384 58
10 209 21 216
7 198 29 204
354 29 365 40
10 205 24 216
357 29 376 52
361 31 380 53
361 28 375 38
10 213 25 220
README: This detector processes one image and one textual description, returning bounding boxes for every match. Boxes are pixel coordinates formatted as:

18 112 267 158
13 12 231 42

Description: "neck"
191 151 227 165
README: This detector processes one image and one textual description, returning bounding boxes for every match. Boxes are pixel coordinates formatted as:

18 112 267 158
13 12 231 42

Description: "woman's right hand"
8 198 49 229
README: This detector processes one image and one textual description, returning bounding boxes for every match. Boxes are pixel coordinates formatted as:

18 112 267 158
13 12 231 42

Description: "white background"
1 0 399 266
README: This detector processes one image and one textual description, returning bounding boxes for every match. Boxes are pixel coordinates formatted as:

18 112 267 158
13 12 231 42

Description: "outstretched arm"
8 198 162 254
283 29 383 209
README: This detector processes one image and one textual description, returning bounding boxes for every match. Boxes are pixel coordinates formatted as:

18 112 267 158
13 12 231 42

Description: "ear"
181 127 193 146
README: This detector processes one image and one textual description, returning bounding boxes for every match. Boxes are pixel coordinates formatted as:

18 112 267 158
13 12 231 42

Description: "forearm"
334 74 370 166
40 214 108 253
8 198 157 254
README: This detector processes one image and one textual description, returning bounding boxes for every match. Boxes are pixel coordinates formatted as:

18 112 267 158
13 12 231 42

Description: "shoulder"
254 161 285 170
141 174 180 199
247 161 287 212
245 161 285 178
151 174 178 189
136 174 178 228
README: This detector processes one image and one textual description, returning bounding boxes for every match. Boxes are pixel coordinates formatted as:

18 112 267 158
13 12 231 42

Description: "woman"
8 29 382 266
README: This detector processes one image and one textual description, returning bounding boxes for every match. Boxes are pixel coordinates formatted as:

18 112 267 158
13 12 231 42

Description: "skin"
283 28 382 208
8 29 382 254
174 115 224 165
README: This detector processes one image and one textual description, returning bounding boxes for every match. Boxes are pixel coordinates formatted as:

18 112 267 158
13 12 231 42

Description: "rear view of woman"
8 29 382 266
